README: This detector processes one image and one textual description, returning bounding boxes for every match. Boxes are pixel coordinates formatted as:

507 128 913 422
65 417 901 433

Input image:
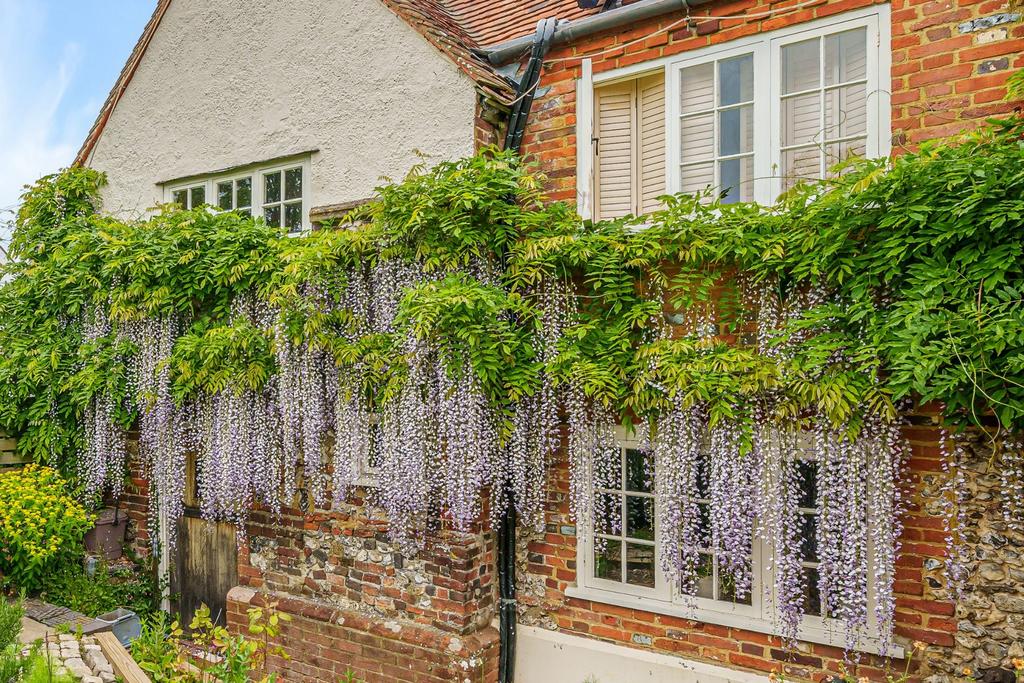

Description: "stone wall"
928 430 1024 676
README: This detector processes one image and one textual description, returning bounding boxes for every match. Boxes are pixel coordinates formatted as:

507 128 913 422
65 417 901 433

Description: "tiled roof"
441 0 604 46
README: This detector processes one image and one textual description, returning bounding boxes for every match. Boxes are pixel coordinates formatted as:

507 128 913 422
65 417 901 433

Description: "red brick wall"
237 490 497 637
519 0 1023 203
114 434 152 560
227 586 499 683
517 416 954 680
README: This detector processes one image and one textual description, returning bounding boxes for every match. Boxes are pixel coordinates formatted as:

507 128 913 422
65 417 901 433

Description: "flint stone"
993 594 1024 613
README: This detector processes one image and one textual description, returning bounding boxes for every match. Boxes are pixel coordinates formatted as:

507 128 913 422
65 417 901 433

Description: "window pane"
781 92 821 147
625 543 656 587
825 28 867 85
595 540 622 581
782 38 820 94
217 182 233 210
626 496 654 540
284 202 303 232
236 177 252 208
680 62 715 113
625 448 652 493
695 553 715 598
718 559 752 604
803 567 823 616
696 502 711 548
264 172 281 203
680 162 715 197
285 168 303 200
680 113 714 162
171 189 187 208
800 513 818 562
825 138 867 172
596 493 622 535
797 460 818 509
695 452 710 498
824 83 867 140
719 105 753 156
718 54 753 106
719 155 754 204
264 205 282 228
782 147 821 187
190 186 205 208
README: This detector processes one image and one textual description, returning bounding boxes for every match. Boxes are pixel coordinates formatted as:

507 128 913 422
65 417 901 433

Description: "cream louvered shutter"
594 81 635 220
637 74 666 215
593 73 666 220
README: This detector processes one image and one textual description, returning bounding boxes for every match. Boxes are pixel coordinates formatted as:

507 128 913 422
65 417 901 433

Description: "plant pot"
95 607 141 645
83 507 127 561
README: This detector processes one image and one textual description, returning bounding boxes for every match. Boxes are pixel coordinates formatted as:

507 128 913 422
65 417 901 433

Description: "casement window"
163 157 310 233
170 184 206 210
572 433 888 652
582 7 889 218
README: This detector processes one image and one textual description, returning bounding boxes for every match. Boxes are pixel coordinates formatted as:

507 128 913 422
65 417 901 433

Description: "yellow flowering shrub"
0 465 93 592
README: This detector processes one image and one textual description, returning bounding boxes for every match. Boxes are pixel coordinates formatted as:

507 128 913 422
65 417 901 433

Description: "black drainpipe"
498 18 556 683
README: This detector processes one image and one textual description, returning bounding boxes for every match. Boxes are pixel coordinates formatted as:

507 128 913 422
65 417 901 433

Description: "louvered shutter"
594 81 636 220
593 73 666 220
637 74 666 215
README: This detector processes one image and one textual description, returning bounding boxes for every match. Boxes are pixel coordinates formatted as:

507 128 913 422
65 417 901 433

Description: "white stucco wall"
86 0 479 218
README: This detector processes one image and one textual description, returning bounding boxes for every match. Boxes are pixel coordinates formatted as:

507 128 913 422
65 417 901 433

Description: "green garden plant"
0 467 92 593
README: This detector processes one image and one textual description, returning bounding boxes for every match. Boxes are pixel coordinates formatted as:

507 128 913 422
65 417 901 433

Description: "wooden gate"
171 453 238 627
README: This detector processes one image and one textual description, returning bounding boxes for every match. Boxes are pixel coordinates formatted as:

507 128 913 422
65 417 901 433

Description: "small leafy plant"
39 562 161 620
0 466 92 593
131 601 290 682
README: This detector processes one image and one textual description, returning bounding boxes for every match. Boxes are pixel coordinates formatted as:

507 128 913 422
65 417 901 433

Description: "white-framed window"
352 416 383 488
582 6 889 219
170 183 207 210
163 156 311 233
573 434 892 654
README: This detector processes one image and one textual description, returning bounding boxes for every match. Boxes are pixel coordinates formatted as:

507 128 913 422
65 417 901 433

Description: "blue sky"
0 0 155 219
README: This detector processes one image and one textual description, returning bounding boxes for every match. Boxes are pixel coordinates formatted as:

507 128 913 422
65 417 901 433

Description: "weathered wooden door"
172 453 238 627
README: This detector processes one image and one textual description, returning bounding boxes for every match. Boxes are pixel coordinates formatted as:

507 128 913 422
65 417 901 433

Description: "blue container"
95 608 141 646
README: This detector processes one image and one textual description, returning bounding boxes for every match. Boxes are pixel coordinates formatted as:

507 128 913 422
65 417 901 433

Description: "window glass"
189 186 205 208
593 444 657 589
217 182 233 210
796 459 823 616
285 168 302 201
264 205 281 228
171 189 187 208
264 172 281 204
687 452 753 605
236 177 252 209
678 54 754 203
780 28 869 187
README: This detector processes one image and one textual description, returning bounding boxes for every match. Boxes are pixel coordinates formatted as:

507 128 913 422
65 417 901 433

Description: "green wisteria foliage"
0 117 1022 648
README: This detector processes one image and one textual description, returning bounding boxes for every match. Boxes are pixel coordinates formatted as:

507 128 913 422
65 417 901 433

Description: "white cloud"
0 0 89 225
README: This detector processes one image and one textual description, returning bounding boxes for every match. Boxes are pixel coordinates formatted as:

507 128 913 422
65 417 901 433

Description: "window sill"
564 585 904 658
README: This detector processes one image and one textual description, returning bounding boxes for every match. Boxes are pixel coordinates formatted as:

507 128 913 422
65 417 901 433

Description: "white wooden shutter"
594 72 666 220
594 81 636 220
638 74 666 215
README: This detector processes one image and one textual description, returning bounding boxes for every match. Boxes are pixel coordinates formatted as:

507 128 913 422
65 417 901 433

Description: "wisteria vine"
4 118 1024 657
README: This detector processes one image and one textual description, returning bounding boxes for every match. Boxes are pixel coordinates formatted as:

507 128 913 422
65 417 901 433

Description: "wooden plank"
96 631 151 683
0 452 28 466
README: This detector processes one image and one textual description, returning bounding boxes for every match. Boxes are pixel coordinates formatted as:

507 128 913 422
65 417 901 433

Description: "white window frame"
570 433 901 657
212 173 254 215
576 5 891 216
163 155 312 234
